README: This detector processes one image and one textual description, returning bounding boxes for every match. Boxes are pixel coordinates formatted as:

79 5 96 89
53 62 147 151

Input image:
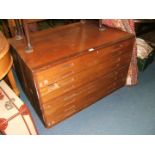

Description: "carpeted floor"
16 59 155 135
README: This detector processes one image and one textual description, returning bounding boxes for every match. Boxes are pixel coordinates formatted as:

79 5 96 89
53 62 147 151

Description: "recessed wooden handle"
60 78 75 86
64 93 77 101
111 50 123 57
63 85 75 93
61 71 75 79
63 98 76 106
48 83 60 91
62 62 74 68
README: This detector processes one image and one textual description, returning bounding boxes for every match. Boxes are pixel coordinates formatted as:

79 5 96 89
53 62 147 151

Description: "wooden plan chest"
9 21 135 128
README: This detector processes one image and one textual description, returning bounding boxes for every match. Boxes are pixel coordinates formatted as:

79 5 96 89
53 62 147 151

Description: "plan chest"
9 21 135 127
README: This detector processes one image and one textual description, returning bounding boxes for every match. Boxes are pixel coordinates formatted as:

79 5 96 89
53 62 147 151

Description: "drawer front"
44 75 126 127
39 50 132 103
43 66 128 127
35 39 133 88
43 69 124 111
43 69 127 113
43 66 128 110
97 38 134 57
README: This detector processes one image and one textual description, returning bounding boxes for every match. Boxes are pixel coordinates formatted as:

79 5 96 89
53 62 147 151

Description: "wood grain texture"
9 21 135 128
9 21 133 70
0 32 19 95
0 32 12 79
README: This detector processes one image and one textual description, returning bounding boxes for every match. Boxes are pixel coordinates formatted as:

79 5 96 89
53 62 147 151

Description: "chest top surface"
9 21 134 71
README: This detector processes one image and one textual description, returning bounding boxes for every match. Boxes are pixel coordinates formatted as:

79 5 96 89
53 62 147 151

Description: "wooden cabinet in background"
9 21 135 128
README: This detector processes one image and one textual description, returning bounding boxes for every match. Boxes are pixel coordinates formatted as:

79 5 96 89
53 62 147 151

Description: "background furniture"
134 19 155 36
0 31 19 96
1 20 103 53
9 21 134 128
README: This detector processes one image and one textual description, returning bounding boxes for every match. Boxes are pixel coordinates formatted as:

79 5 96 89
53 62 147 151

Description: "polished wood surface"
38 48 132 103
0 32 19 95
9 21 133 70
44 67 128 126
9 21 135 127
9 20 107 53
0 32 13 80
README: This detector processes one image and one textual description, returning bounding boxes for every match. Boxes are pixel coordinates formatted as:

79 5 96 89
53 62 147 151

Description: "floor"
16 60 155 135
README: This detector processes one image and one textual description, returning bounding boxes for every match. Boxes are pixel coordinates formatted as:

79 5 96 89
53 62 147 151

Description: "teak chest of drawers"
9 21 135 128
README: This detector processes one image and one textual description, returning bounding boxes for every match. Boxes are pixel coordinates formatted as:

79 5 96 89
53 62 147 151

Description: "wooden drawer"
42 69 121 112
76 74 126 110
43 67 127 127
39 50 131 103
35 39 133 88
43 71 126 116
96 38 134 58
43 65 128 109
43 65 127 126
